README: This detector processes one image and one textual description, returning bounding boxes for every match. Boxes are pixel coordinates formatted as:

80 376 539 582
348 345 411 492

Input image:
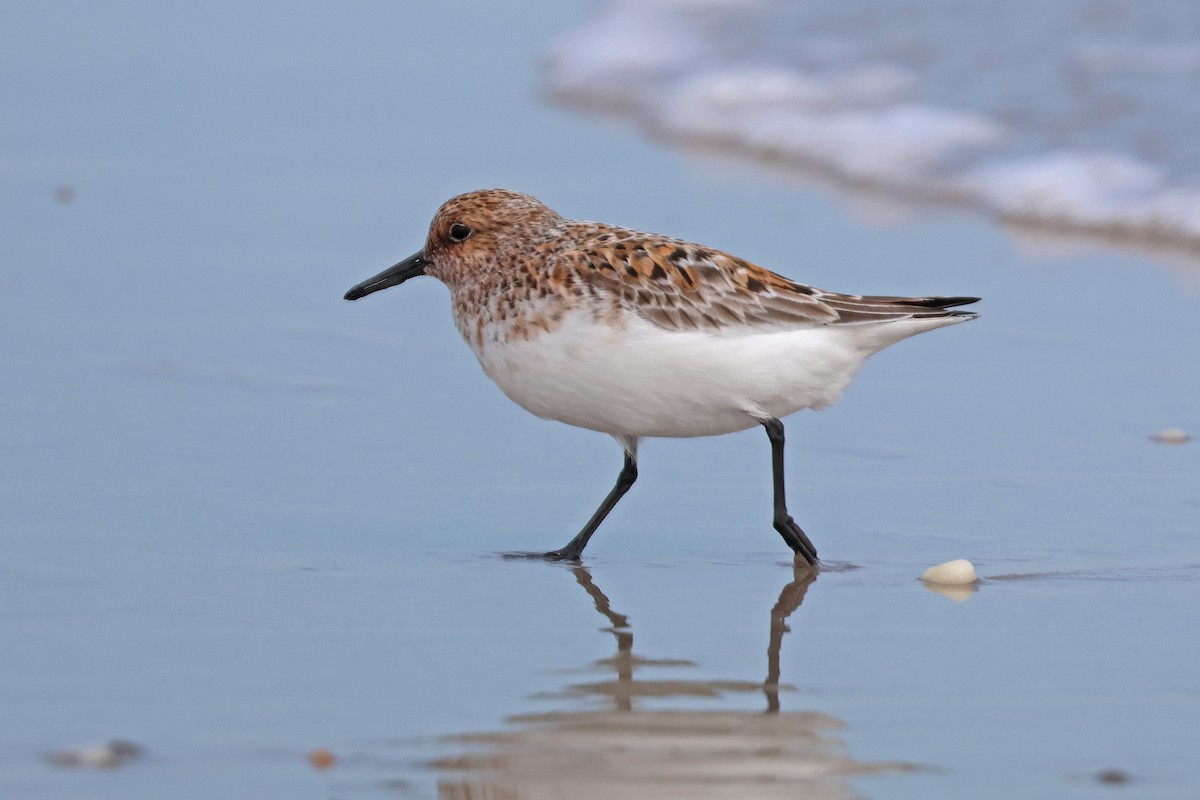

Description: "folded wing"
562 229 978 333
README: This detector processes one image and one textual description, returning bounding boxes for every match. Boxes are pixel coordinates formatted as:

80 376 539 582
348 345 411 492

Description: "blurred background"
3 1 1198 798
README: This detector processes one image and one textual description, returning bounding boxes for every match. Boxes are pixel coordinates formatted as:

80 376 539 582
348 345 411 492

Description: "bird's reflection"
433 563 916 799
764 562 816 712
562 563 815 715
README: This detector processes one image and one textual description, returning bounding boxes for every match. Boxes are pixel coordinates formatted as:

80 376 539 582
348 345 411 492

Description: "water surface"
2 1 1199 798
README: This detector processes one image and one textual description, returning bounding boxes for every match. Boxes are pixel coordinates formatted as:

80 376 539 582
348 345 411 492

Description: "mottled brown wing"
558 228 976 332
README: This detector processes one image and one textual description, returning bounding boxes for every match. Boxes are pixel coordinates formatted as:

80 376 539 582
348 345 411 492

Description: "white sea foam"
656 76 1005 189
544 0 1200 254
543 1 710 110
969 152 1200 243
670 66 918 113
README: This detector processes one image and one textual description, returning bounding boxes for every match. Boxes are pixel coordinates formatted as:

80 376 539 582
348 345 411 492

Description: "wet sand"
3 1 1199 798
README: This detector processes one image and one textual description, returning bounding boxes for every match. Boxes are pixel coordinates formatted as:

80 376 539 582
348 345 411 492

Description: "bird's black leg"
761 418 819 566
544 451 638 561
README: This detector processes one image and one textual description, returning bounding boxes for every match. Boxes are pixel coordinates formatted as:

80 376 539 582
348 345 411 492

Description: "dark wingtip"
905 295 981 318
938 296 982 309
913 296 980 310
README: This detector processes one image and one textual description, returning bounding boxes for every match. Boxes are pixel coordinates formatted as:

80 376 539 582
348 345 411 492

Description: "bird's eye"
448 222 472 242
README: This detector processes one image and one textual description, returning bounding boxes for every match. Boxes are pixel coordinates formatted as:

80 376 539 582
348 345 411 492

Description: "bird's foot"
774 515 820 567
540 547 583 562
500 549 583 562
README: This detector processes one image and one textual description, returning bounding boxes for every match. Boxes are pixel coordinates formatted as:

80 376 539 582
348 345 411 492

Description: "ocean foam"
969 152 1200 244
656 76 1005 189
544 0 1200 255
543 1 710 110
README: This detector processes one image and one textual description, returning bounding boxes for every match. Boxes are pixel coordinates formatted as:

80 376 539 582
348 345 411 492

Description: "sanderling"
345 189 978 565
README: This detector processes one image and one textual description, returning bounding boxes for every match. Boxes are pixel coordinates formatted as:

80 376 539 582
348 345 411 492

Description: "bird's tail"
867 295 980 319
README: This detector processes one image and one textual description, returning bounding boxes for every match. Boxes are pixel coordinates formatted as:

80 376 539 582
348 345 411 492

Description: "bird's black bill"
344 252 428 301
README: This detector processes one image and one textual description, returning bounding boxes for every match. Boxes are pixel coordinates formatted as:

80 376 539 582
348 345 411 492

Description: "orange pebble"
308 748 336 771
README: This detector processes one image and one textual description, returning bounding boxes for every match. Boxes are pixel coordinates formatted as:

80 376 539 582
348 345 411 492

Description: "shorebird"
345 189 978 565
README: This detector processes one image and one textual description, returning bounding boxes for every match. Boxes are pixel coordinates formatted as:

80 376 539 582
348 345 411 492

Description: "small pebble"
920 559 978 585
1150 427 1191 445
309 747 336 771
1095 767 1131 785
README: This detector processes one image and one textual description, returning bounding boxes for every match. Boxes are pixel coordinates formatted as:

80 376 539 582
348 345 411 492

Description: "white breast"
465 309 945 439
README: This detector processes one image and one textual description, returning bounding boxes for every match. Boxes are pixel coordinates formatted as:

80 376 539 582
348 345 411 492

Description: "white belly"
468 312 885 438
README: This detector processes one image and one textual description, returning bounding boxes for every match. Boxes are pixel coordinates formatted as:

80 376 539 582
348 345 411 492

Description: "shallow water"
3 1 1200 798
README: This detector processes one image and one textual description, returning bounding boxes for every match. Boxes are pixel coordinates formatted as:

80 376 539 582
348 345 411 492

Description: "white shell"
1150 427 1191 444
920 558 978 585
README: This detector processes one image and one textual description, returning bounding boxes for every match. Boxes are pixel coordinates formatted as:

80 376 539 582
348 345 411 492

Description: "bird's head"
343 189 561 300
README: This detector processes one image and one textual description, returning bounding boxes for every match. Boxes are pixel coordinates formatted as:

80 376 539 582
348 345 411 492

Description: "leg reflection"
567 563 817 714
571 566 634 711
765 561 818 712
430 564 918 797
